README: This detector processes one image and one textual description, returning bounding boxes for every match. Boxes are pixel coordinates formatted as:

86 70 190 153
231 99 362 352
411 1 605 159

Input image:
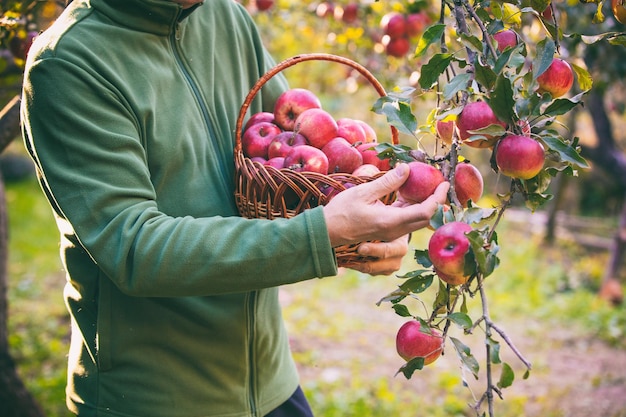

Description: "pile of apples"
242 87 391 178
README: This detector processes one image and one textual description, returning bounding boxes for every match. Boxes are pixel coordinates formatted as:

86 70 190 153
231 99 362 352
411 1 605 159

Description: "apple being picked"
242 121 282 159
322 137 363 174
536 58 574 98
456 101 507 148
398 161 445 204
454 162 484 207
283 145 329 174
396 320 443 365
428 221 473 286
294 108 338 149
495 135 545 179
273 88 322 131
267 131 308 158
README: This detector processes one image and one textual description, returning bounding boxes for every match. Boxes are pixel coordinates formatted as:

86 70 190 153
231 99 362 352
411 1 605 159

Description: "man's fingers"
356 163 409 201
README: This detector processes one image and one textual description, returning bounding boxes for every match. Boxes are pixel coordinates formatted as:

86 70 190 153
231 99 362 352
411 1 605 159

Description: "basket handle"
234 53 399 153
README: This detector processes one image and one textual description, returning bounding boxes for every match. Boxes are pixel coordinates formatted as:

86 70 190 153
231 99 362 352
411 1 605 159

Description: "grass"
4 172 626 417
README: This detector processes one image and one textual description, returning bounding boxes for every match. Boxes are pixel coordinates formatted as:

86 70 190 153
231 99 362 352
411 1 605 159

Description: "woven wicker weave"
234 53 399 267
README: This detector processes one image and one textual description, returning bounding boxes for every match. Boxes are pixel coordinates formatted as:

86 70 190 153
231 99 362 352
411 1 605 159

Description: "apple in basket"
322 137 363 174
283 145 329 174
242 121 282 159
273 88 322 131
268 131 308 158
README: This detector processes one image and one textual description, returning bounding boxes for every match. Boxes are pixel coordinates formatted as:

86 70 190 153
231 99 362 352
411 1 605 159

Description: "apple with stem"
242 121 282 159
294 108 338 149
244 111 275 132
456 101 507 148
454 162 484 207
398 161 445 204
267 131 308 158
273 88 322 131
536 58 575 98
428 221 473 286
495 135 545 180
396 320 443 365
283 145 329 174
322 137 363 174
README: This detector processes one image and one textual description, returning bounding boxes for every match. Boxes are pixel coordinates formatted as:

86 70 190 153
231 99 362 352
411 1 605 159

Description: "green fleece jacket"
20 0 338 415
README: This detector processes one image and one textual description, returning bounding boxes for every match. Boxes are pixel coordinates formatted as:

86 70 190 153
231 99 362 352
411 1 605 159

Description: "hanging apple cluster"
242 87 391 178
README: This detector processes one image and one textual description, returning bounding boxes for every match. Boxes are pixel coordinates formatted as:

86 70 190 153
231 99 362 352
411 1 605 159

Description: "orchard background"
1 0 626 416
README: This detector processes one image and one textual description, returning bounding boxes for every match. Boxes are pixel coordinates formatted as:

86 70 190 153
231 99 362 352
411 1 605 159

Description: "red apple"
396 320 443 365
436 119 455 145
613 0 626 23
254 0 274 11
384 36 411 58
264 157 285 169
267 131 308 158
536 58 574 98
336 118 367 145
356 143 392 171
456 101 507 148
242 121 282 159
339 2 359 23
322 137 363 174
355 120 378 143
398 161 445 204
495 134 545 180
244 111 275 132
428 221 473 286
273 88 322 131
454 162 484 207
352 163 381 177
381 12 407 39
283 145 329 174
294 108 338 149
406 12 429 38
493 29 518 52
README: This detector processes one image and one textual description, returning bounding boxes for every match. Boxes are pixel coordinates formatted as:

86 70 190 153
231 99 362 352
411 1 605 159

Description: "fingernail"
358 244 370 255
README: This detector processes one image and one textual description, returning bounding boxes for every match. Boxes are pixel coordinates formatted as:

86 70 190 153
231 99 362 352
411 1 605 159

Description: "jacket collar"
89 0 203 36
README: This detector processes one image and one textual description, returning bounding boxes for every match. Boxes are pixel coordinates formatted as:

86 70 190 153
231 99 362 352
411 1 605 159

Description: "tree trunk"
0 95 47 417
581 90 626 305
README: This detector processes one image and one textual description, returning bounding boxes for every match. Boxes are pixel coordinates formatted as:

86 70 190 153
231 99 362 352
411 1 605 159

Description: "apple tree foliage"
245 1 624 416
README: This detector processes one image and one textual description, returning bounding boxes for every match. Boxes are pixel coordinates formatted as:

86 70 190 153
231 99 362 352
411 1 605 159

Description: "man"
20 0 449 416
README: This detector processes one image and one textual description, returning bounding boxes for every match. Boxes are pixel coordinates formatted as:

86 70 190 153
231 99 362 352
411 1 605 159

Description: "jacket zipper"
169 23 235 212
246 290 258 416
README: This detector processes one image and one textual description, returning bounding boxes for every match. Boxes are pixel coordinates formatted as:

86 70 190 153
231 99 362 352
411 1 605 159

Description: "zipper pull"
175 23 182 41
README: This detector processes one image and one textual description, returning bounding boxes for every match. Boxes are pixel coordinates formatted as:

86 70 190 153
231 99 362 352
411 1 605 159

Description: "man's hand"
348 234 410 276
323 163 450 248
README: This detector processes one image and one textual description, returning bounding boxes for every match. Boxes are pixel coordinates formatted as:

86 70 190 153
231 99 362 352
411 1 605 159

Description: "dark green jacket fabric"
21 0 338 415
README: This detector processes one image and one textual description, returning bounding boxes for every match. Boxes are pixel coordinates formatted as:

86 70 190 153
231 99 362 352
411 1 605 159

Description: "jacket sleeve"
21 56 338 297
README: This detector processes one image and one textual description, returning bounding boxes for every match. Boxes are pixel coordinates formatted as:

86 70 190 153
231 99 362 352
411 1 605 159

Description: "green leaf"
397 356 425 379
400 275 434 294
462 207 497 224
419 53 454 89
532 37 556 79
447 312 473 330
474 60 497 90
414 24 446 58
488 75 516 123
451 337 480 379
443 73 473 101
487 337 502 364
458 32 484 53
378 100 418 136
540 134 589 168
376 288 408 305
414 249 433 268
392 303 412 317
542 96 583 117
498 362 515 389
525 192 553 212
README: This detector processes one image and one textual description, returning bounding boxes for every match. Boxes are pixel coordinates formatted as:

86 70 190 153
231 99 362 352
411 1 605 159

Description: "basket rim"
234 53 399 153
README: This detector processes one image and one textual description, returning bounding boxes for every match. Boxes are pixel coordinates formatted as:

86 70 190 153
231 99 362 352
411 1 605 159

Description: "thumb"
360 163 409 200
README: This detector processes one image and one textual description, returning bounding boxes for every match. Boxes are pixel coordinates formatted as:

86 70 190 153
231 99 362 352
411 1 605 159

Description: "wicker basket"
234 53 399 267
